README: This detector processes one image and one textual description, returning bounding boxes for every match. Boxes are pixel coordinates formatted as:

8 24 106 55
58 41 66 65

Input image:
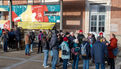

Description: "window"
89 4 106 33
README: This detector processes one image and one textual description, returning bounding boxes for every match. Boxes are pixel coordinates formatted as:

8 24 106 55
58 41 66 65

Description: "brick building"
0 0 121 43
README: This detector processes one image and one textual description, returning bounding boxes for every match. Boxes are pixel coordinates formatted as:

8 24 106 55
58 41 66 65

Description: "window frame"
89 4 106 33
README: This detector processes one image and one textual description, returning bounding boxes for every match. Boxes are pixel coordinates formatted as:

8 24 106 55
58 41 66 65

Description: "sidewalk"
0 48 121 69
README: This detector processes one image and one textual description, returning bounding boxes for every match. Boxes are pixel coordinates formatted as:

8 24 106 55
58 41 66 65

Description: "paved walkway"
0 48 121 69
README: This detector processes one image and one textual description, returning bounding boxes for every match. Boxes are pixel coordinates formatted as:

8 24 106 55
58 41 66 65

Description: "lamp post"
60 0 63 30
9 0 12 29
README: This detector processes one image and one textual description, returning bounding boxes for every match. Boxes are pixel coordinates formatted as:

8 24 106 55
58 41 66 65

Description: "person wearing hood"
49 30 59 69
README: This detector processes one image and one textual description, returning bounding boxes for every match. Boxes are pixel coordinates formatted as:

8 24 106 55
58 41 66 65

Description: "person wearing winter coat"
1 31 8 52
77 30 85 44
80 38 90 69
97 32 105 42
42 36 49 68
14 27 21 50
60 37 70 69
72 39 80 69
30 30 35 52
38 31 43 53
25 33 30 55
49 30 59 69
107 34 118 69
91 40 108 69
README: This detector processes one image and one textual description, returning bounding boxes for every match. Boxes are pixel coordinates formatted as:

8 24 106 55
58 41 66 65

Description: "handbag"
71 48 78 55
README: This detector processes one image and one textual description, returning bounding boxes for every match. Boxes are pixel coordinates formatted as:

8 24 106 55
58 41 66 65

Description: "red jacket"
108 38 118 58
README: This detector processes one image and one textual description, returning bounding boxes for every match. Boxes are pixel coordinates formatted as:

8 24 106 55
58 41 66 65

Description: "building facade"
0 0 121 42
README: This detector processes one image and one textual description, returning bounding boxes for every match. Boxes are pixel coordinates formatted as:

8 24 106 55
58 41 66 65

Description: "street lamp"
9 0 12 29
60 0 63 30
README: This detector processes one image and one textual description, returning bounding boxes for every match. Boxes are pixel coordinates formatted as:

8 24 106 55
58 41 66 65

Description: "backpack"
71 48 78 55
81 43 87 56
62 44 69 55
113 47 118 56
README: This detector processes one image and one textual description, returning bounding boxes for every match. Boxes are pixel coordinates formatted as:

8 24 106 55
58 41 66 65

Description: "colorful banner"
18 22 55 29
0 20 10 30
0 5 60 23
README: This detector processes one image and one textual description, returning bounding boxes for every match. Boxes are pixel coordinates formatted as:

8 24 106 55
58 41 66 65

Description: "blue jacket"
91 41 108 64
60 41 70 59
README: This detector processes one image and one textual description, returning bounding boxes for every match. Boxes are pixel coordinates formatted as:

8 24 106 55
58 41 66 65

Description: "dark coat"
8 31 15 41
30 32 35 42
14 28 21 41
108 38 118 58
80 41 91 59
69 36 76 47
77 34 85 44
49 31 59 50
42 39 49 50
91 41 108 64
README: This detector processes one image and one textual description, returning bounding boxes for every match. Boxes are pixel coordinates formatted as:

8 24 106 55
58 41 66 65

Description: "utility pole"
9 0 12 29
60 0 63 30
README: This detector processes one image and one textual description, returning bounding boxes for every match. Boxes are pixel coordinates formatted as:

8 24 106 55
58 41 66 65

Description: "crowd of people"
0 27 119 69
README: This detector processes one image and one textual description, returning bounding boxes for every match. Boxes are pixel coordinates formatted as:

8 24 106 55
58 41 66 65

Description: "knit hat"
63 37 68 41
79 30 83 33
99 32 103 35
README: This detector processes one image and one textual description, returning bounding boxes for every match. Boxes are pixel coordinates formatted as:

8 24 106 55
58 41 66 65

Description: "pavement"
0 48 121 69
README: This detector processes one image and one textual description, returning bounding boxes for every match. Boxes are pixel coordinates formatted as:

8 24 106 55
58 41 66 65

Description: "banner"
0 20 10 30
18 22 55 29
0 5 60 23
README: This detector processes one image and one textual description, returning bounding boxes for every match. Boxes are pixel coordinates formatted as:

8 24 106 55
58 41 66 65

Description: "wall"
111 0 121 46
63 0 85 32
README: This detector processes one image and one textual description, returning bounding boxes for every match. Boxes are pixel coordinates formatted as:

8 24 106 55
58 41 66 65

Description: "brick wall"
111 0 121 35
63 0 85 32
111 0 121 46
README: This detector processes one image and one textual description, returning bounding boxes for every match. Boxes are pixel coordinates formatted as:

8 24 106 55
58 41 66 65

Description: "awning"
18 22 55 30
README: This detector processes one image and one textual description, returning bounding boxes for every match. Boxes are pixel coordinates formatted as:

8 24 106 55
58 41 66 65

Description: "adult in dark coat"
30 30 35 52
14 27 21 50
8 29 15 49
77 30 85 44
108 34 118 69
80 38 90 69
49 30 59 69
91 41 108 69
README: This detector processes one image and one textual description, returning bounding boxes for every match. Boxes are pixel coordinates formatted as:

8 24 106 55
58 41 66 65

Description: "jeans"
3 41 7 52
30 41 34 51
52 50 58 69
63 59 68 69
95 63 105 69
72 55 79 69
108 58 115 69
25 44 30 54
43 50 49 66
83 59 89 69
